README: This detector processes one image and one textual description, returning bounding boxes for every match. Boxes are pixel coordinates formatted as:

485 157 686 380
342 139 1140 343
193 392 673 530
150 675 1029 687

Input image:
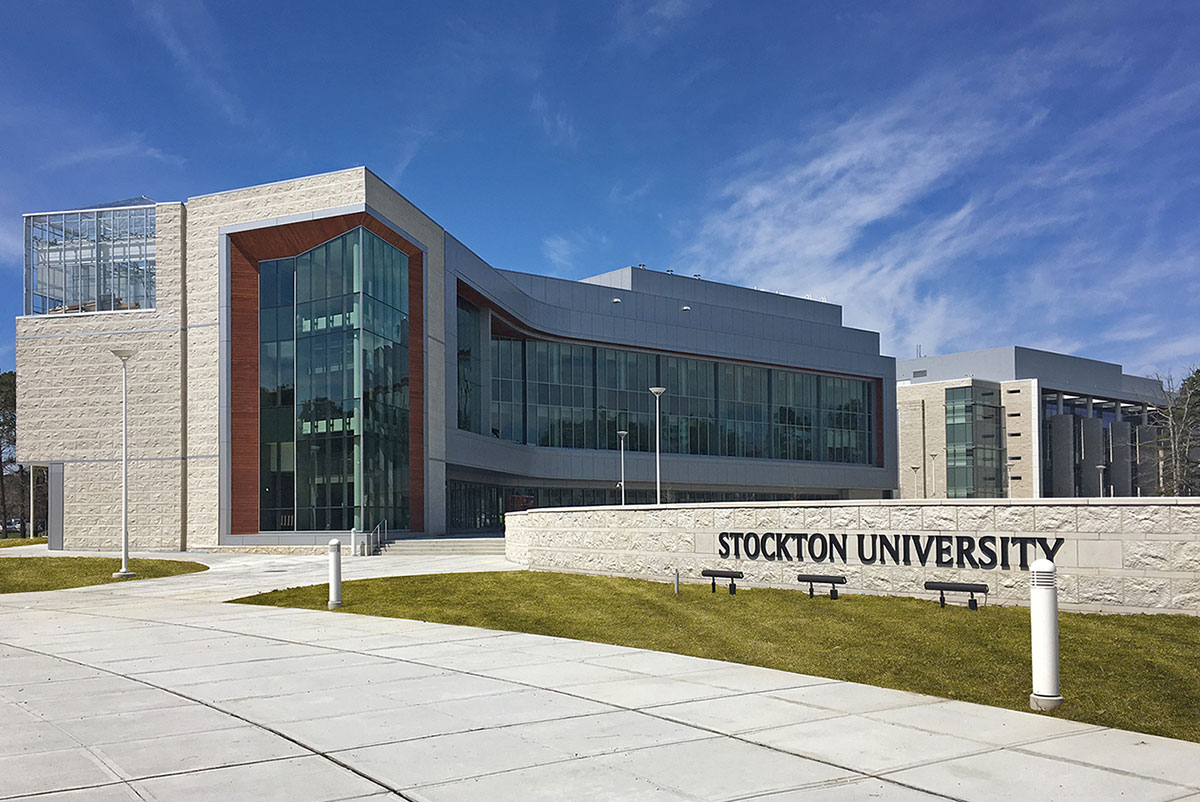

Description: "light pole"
111 348 136 578
649 387 666 505
929 452 939 497
617 430 628 505
909 465 920 498
1096 464 1106 498
310 444 320 529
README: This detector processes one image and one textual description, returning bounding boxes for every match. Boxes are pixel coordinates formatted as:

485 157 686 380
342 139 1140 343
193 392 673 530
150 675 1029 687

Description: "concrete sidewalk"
1 550 1198 801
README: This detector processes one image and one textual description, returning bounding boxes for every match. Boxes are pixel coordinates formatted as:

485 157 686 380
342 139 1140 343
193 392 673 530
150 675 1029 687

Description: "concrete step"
378 537 506 556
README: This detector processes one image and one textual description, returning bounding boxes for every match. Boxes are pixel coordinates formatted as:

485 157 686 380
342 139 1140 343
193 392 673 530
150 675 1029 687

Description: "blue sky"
2 1 1198 379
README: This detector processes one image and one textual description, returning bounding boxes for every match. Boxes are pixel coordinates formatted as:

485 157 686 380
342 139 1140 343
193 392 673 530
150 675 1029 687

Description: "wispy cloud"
613 0 707 51
134 0 247 126
45 132 184 169
531 92 579 148
608 177 655 205
542 234 578 270
541 230 611 274
682 37 1200 376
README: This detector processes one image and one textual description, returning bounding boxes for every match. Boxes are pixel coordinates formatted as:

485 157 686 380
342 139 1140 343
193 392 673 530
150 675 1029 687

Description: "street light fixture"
929 452 939 497
617 430 628 505
1096 464 1107 498
909 465 920 498
111 348 136 578
649 387 667 505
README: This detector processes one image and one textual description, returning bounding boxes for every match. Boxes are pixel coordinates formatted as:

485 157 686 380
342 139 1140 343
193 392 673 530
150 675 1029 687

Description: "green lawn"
235 570 1200 743
0 557 208 593
0 537 47 548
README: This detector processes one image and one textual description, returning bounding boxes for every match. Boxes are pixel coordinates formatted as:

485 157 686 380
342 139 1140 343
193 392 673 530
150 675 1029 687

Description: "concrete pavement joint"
1 640 414 801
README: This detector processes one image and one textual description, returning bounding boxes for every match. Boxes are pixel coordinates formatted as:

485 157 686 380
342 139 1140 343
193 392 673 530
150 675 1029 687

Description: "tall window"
945 385 1003 498
456 300 483 433
527 341 595 448
260 227 410 532
491 338 524 442
662 356 717 455
822 376 873 464
774 371 819 461
597 348 656 451
718 364 769 457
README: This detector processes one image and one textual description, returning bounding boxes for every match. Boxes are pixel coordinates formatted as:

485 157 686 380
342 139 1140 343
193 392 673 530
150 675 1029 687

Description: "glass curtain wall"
945 385 1004 497
259 227 410 532
24 205 156 315
480 331 876 465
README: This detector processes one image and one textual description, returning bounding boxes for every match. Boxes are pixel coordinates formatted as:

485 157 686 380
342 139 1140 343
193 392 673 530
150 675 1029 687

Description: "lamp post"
310 444 320 530
909 465 920 498
649 387 667 505
111 348 136 578
929 452 939 497
617 430 628 505
1096 464 1106 498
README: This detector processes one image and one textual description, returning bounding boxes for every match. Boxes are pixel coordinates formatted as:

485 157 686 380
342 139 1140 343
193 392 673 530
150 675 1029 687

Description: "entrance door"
47 464 63 550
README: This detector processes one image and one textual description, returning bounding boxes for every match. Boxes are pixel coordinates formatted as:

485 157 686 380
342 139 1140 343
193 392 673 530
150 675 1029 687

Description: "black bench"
798 573 847 600
925 581 989 610
702 569 744 595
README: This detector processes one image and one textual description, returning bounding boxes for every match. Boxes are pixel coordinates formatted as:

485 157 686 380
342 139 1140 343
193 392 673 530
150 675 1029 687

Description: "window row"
469 336 876 465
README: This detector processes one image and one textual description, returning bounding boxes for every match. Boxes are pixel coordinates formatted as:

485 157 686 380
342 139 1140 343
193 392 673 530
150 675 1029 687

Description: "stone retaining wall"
504 499 1200 615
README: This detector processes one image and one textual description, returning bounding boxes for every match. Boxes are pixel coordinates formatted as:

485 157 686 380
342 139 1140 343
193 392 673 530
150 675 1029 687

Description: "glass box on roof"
23 201 156 315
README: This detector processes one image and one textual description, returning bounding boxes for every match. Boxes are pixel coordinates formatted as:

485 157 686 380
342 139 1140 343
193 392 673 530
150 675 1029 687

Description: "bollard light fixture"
328 539 343 609
1029 558 1063 710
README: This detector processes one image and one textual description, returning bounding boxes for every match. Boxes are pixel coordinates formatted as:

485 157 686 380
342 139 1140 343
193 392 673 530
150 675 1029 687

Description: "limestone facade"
505 498 1200 615
898 377 1040 499
16 203 187 550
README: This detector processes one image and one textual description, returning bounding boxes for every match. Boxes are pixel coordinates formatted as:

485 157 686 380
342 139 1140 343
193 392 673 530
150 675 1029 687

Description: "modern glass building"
897 347 1163 499
16 168 897 552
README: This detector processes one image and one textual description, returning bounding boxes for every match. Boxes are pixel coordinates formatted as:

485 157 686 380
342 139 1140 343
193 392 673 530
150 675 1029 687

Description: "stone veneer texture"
505 499 1200 615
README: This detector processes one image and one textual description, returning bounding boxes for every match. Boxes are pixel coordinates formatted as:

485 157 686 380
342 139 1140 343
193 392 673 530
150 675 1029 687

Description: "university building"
17 168 897 551
896 347 1163 499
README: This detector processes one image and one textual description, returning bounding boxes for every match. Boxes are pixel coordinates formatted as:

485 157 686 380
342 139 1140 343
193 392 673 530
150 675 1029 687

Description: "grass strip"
0 537 47 548
0 556 208 593
235 570 1200 742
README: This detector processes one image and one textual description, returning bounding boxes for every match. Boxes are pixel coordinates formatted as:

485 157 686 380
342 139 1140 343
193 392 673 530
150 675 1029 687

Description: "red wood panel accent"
227 213 427 534
229 241 260 536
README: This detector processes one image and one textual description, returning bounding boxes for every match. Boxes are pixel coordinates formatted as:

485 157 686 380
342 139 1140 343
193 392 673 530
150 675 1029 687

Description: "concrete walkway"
1 548 1198 801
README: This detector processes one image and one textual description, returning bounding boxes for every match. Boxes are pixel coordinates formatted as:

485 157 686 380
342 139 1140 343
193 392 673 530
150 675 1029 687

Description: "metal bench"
797 573 847 600
701 569 744 595
925 581 989 610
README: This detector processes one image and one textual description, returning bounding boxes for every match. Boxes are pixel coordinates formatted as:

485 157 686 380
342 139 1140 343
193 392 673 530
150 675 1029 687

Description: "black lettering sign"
713 532 1069 572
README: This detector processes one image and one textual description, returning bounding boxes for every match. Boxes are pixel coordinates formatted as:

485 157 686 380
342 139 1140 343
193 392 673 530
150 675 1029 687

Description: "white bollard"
674 568 679 595
1029 558 1063 710
350 527 358 556
328 539 342 610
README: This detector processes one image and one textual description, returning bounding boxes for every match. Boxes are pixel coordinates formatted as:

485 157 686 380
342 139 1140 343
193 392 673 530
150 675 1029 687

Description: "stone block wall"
16 203 187 551
505 499 1200 615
